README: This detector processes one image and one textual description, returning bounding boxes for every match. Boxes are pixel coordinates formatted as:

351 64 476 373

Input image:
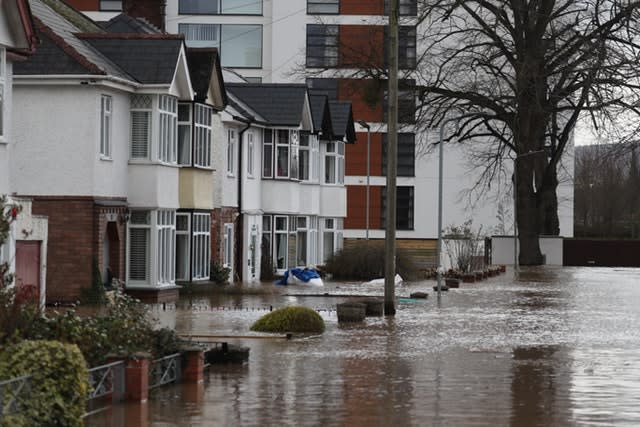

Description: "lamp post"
357 120 371 241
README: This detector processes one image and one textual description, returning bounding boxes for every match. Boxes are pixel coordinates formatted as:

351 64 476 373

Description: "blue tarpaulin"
275 268 322 286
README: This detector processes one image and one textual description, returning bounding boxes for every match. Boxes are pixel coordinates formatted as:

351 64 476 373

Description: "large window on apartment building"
306 24 339 67
381 186 414 230
159 95 178 163
157 210 176 284
179 0 262 15
179 23 262 68
100 95 112 158
382 133 415 177
384 0 418 16
130 94 152 159
384 80 417 124
306 78 338 101
192 213 211 280
128 211 151 283
384 26 417 69
324 141 345 184
307 0 339 14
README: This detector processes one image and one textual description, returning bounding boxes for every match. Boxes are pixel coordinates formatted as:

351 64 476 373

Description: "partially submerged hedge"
0 340 90 427
250 306 325 334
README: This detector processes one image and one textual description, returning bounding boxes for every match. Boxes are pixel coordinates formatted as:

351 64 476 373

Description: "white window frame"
192 213 211 280
227 128 236 176
324 141 344 184
194 104 213 167
274 216 289 270
262 128 273 178
223 223 234 270
178 103 192 165
100 95 112 159
176 213 191 281
296 216 308 266
157 210 176 285
247 132 255 177
128 210 151 284
159 95 178 164
276 130 290 179
130 94 152 160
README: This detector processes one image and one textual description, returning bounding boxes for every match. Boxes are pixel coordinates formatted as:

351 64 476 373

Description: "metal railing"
149 353 182 389
87 361 125 402
0 374 31 417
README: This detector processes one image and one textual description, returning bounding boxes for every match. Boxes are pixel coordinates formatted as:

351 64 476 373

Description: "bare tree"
416 0 640 264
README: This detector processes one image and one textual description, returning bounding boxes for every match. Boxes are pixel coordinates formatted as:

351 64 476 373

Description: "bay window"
130 94 151 159
223 223 234 269
157 210 176 284
159 95 178 163
324 141 344 184
276 130 290 178
262 128 273 177
128 211 150 283
192 213 211 280
178 104 192 165
275 216 288 270
194 104 212 167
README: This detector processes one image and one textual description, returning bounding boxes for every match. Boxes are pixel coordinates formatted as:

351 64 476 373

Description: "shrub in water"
250 306 325 334
0 340 90 427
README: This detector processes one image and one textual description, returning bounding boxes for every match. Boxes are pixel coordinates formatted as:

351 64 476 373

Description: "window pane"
180 0 220 14
222 0 262 14
179 23 220 48
129 228 149 281
325 156 336 184
100 0 122 11
221 25 262 68
277 146 289 177
308 0 339 14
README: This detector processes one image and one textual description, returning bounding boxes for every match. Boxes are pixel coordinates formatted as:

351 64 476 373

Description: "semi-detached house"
12 0 225 303
222 83 355 282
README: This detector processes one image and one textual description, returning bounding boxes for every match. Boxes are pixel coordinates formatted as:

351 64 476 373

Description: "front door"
15 240 41 301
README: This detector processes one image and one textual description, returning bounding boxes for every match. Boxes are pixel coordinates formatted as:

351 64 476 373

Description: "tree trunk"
516 157 545 265
538 163 560 236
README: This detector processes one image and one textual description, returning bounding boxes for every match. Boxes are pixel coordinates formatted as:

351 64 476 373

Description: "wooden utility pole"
385 0 398 316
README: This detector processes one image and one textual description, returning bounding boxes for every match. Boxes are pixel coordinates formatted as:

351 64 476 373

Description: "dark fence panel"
563 239 640 266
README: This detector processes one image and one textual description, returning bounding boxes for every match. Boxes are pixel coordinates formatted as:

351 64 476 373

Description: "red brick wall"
339 25 384 68
338 79 384 122
345 185 382 229
341 0 384 15
123 0 166 31
346 132 383 176
212 207 238 271
63 0 100 11
30 197 127 303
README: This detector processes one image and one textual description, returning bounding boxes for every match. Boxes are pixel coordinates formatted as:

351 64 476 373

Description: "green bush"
0 340 89 427
80 258 107 305
210 262 231 284
250 306 325 334
323 242 419 281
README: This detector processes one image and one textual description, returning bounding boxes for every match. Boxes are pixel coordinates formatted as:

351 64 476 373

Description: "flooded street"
87 267 640 426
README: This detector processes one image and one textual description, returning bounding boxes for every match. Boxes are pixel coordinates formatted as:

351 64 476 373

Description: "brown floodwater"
85 267 640 426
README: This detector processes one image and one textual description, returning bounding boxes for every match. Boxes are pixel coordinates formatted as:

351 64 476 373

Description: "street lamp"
357 120 371 241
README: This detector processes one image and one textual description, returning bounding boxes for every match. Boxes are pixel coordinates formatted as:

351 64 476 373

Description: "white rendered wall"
128 164 180 209
491 236 564 266
12 84 128 198
240 126 263 213
0 61 13 194
221 123 239 209
319 185 346 218
262 181 301 214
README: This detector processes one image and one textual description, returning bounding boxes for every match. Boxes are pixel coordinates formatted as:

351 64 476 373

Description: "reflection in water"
85 267 640 426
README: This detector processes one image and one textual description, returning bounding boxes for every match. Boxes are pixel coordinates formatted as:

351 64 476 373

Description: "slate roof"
186 48 227 106
309 94 333 138
329 101 356 143
225 83 308 127
78 36 183 84
16 0 186 87
16 0 130 78
101 14 162 34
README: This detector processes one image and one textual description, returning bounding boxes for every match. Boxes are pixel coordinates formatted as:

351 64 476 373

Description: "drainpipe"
233 116 254 283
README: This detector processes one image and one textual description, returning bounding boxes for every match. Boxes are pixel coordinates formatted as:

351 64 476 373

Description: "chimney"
123 0 166 32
